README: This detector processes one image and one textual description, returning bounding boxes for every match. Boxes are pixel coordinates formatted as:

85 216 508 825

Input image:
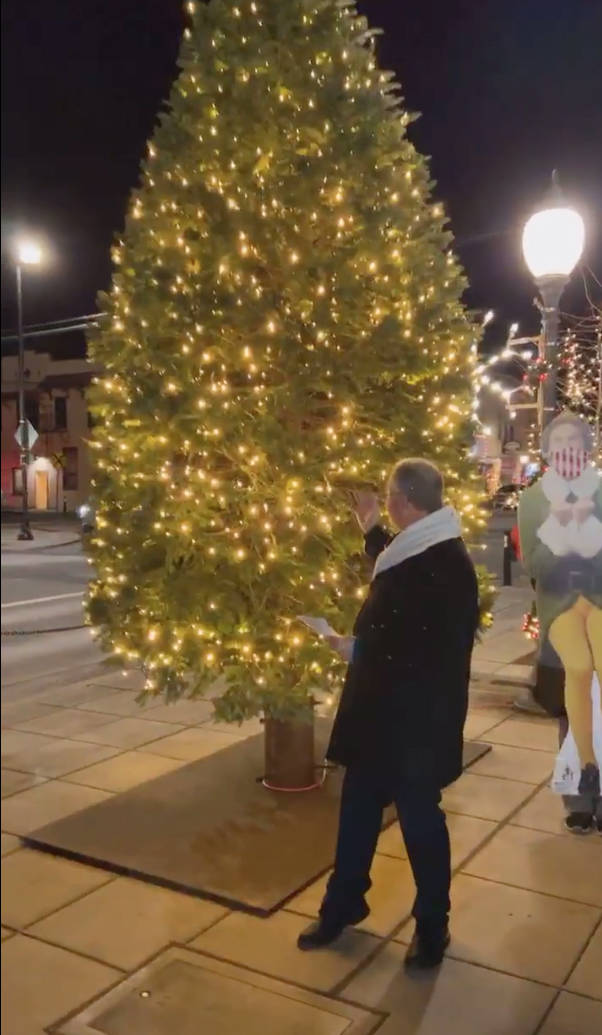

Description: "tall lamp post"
15 240 42 541
515 176 586 715
521 172 585 435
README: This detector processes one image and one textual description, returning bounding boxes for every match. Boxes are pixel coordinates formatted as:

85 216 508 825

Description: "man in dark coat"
298 459 479 968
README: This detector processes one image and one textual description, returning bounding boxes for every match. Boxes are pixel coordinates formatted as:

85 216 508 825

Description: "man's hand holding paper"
297 616 355 662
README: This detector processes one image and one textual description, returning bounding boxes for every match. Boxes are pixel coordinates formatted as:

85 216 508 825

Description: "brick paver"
1 659 600 1034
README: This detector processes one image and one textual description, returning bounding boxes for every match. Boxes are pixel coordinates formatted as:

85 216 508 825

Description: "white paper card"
552 675 602 795
297 615 338 638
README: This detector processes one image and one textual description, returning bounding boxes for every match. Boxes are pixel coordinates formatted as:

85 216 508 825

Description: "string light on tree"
86 0 492 720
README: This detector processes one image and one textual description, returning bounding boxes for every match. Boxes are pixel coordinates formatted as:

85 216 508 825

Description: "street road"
1 539 104 697
1 543 88 605
1 511 520 700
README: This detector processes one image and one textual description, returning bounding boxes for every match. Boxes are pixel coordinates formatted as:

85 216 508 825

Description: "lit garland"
473 317 540 440
522 603 539 642
559 311 602 458
85 0 490 719
474 309 601 466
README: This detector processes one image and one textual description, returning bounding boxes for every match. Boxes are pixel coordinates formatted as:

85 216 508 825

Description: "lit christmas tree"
86 0 489 721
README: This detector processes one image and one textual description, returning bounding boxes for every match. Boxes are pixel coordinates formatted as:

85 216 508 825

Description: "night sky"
2 0 601 355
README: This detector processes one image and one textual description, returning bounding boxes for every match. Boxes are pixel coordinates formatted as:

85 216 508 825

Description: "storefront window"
12 468 24 495
25 397 39 428
54 396 67 430
63 446 78 490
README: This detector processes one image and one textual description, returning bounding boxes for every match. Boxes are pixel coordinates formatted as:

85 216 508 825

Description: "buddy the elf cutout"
518 413 602 798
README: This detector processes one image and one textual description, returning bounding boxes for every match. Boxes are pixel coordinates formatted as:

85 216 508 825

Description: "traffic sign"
51 452 66 469
14 420 38 450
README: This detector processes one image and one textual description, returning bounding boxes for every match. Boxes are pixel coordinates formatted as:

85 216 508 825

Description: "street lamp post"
515 176 586 716
15 241 42 541
521 172 586 434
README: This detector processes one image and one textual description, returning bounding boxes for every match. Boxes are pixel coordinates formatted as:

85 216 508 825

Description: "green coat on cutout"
518 470 602 647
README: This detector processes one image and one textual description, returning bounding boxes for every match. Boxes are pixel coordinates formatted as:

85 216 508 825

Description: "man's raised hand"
352 490 380 533
326 635 355 662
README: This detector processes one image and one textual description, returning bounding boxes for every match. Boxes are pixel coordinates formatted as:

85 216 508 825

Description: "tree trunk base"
263 716 320 791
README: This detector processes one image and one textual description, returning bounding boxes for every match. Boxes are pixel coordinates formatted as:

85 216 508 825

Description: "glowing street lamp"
522 205 585 281
17 241 43 267
521 173 585 431
15 239 43 541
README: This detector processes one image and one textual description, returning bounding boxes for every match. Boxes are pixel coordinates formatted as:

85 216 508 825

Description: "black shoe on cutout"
564 812 594 835
578 764 600 797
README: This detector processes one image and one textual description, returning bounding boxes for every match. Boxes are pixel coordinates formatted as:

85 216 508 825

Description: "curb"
1 625 86 637
1 537 81 553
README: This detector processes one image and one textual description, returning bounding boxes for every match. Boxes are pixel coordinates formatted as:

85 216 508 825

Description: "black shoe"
404 926 450 970
297 903 369 951
564 812 594 835
578 764 600 797
595 816 602 836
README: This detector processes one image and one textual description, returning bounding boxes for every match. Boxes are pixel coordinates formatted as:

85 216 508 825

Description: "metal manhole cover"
56 947 382 1035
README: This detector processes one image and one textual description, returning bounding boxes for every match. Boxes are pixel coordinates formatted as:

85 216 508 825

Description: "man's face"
386 481 412 530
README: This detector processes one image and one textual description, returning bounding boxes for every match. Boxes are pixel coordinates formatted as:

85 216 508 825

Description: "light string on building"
472 308 601 465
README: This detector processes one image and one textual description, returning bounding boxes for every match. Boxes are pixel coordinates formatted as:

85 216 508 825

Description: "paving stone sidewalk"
471 583 536 689
2 662 600 1034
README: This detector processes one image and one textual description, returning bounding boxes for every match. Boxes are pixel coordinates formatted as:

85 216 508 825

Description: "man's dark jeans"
321 765 451 933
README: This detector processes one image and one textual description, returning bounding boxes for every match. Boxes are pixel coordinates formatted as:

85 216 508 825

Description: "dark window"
63 446 78 491
24 396 39 428
54 396 67 430
12 468 24 495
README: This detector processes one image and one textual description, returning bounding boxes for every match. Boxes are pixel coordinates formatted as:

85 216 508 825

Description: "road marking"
1 554 85 564
1 591 85 610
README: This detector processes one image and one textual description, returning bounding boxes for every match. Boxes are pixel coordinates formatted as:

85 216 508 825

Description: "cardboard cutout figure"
518 413 602 800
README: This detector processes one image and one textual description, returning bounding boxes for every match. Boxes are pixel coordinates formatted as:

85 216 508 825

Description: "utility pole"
14 240 43 540
16 263 34 541
522 172 585 439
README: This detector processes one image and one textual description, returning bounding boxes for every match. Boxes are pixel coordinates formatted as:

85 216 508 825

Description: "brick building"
1 351 101 512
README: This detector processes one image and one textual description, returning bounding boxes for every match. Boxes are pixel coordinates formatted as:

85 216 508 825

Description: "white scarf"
372 505 462 579
540 465 600 505
537 465 602 559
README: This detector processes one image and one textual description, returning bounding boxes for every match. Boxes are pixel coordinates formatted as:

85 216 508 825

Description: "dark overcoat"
326 526 479 789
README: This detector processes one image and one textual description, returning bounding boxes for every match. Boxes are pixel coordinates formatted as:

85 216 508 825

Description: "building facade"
1 351 101 512
474 385 538 493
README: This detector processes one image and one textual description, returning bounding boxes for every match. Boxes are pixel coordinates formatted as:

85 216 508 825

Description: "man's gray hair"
541 412 594 458
391 458 443 513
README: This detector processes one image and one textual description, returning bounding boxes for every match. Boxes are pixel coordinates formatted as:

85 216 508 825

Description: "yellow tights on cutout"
549 596 602 767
